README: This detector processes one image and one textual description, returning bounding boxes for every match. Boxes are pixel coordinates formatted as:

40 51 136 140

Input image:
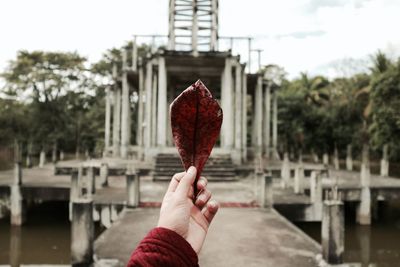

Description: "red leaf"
170 80 223 196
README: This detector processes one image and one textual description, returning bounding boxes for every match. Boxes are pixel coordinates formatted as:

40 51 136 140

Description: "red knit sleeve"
127 227 199 267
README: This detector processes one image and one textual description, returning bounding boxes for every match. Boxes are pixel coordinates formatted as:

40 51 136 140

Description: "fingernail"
188 166 196 175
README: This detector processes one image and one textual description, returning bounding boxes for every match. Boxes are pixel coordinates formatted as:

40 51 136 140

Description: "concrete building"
103 0 281 167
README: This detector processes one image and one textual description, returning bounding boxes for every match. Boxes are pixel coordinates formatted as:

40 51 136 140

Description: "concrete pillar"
157 56 167 147
272 88 279 159
151 73 158 146
333 146 339 170
86 167 96 197
10 185 25 226
71 198 94 267
121 49 130 159
323 152 329 165
112 87 121 157
221 57 234 149
100 205 112 228
52 143 57 163
14 162 22 185
104 87 112 154
380 144 389 177
241 71 248 162
132 37 138 72
254 169 263 204
281 152 290 188
126 170 140 208
357 144 371 225
322 200 344 264
110 204 119 222
264 84 271 158
210 0 218 51
191 0 198 56
233 62 242 164
311 149 319 163
254 76 263 156
26 142 32 168
69 171 80 221
261 174 273 209
346 144 353 171
168 0 175 50
137 59 145 159
144 60 153 153
310 171 323 220
99 163 109 187
294 163 304 194
39 149 46 168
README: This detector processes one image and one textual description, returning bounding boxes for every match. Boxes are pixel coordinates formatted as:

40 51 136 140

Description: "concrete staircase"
153 153 237 181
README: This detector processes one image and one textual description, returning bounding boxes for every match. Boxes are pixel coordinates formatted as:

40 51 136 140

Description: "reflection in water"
297 200 400 267
9 226 21 267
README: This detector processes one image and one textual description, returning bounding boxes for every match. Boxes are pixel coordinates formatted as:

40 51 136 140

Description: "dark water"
296 200 400 267
0 202 71 265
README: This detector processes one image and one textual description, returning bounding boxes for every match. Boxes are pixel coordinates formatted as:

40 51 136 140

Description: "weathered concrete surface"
94 208 320 267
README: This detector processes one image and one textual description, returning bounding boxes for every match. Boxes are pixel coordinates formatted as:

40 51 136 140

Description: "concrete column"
14 162 22 185
264 84 271 157
310 171 323 220
69 171 80 221
333 146 339 170
357 144 371 225
10 185 25 226
241 71 248 162
322 200 344 264
157 56 167 147
221 57 234 149
26 142 32 168
294 163 304 194
151 73 158 146
168 0 175 50
104 87 112 153
261 174 273 209
99 163 109 187
126 170 140 208
121 49 130 159
86 167 96 197
100 205 112 228
311 149 319 163
323 152 329 165
281 152 290 188
71 198 94 267
144 60 153 152
254 76 263 156
110 204 119 222
233 62 242 164
112 87 121 157
346 144 353 171
132 38 138 72
254 170 263 205
137 60 145 159
191 0 198 56
272 88 278 159
380 144 389 177
39 149 46 168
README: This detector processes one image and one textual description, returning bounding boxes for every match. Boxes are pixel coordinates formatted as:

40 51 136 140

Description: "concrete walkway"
94 208 321 267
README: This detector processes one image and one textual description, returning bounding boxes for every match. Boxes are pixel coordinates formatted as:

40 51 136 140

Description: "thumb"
175 166 197 197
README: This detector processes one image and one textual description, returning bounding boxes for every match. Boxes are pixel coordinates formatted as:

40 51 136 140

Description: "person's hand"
157 166 219 254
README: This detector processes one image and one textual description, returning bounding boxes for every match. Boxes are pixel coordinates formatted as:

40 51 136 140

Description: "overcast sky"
1 0 399 79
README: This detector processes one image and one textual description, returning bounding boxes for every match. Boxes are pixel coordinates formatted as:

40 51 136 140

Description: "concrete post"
126 170 140 208
322 200 344 264
112 86 121 157
157 56 167 147
281 152 290 188
294 163 304 194
310 171 323 220
323 152 329 165
121 49 130 159
39 149 46 168
221 57 234 149
380 144 389 177
241 70 248 162
151 73 158 146
210 0 218 51
191 0 198 56
333 146 339 170
52 143 57 163
167 0 175 50
144 59 153 153
311 149 319 163
86 167 96 197
137 59 145 160
99 163 109 187
10 185 25 226
346 144 353 171
255 76 263 156
132 37 138 72
272 88 279 159
233 62 242 164
69 171 80 221
357 144 371 225
254 169 263 204
104 87 112 154
100 205 112 229
14 162 22 185
71 198 94 267
264 84 271 158
261 174 273 209
26 142 32 168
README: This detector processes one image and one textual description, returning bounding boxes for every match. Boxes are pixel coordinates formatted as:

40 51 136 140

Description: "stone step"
154 175 238 181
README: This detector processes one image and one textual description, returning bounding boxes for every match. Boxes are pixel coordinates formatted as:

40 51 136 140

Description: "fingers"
203 200 219 225
176 166 197 197
167 172 185 193
196 176 208 192
195 188 211 210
